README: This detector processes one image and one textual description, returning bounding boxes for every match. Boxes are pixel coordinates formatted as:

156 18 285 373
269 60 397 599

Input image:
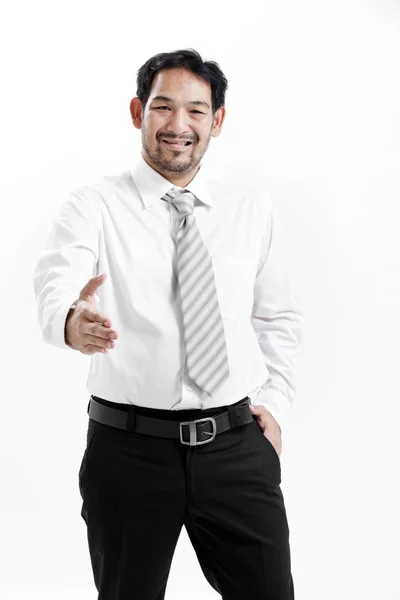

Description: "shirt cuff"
251 388 291 434
51 299 77 350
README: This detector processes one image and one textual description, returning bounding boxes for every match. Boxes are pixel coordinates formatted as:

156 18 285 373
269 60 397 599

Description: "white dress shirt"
33 152 304 430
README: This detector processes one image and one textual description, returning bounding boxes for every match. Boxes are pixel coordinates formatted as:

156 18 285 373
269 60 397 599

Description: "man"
33 48 304 599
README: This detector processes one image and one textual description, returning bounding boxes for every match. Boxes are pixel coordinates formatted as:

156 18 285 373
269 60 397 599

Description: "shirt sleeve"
251 196 305 432
32 189 100 350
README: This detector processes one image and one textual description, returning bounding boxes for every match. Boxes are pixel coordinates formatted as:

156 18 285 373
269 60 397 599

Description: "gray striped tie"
162 187 230 397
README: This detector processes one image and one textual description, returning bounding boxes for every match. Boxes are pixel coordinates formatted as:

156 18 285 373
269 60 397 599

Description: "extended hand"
65 273 119 354
249 404 282 457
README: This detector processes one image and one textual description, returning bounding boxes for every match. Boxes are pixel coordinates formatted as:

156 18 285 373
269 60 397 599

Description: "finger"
80 273 107 298
85 335 115 349
250 405 267 419
83 308 112 328
258 417 268 430
88 322 118 340
83 344 107 355
256 418 267 433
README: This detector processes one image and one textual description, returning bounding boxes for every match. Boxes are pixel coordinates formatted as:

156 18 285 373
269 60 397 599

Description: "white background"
1 0 400 598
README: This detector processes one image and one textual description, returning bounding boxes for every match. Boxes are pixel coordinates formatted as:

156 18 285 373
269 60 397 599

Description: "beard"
141 127 212 175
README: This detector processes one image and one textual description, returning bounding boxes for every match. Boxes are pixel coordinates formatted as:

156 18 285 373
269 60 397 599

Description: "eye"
155 106 204 115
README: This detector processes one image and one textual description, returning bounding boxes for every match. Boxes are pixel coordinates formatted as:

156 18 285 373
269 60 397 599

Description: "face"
130 68 226 186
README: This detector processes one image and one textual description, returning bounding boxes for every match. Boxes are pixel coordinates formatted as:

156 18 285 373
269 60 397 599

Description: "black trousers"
78 397 294 600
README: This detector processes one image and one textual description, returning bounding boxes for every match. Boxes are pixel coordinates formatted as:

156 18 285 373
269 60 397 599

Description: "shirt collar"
129 151 214 209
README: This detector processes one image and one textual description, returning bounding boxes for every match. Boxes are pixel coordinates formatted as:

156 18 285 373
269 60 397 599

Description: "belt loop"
87 397 92 415
127 406 136 432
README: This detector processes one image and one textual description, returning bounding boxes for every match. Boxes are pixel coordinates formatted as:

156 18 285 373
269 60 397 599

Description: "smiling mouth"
161 139 193 150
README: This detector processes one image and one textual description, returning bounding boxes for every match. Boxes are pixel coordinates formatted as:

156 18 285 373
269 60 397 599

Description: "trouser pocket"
253 418 280 462
78 427 98 498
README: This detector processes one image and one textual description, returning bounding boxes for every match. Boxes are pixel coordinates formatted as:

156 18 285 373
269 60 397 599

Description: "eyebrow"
151 95 210 110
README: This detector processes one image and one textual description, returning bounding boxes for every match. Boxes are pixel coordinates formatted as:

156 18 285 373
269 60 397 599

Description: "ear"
130 97 143 130
210 106 226 138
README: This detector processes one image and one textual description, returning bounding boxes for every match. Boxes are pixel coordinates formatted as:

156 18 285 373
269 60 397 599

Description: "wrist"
64 299 79 346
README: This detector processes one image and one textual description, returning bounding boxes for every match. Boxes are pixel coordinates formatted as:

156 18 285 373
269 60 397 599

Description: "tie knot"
162 187 195 216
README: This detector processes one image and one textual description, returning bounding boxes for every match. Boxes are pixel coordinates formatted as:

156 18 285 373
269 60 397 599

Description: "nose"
164 109 192 137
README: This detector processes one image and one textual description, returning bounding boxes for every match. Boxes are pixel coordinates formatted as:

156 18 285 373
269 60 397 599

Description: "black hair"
135 48 228 120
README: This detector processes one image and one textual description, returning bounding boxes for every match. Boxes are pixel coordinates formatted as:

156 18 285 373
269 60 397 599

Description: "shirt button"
188 385 193 391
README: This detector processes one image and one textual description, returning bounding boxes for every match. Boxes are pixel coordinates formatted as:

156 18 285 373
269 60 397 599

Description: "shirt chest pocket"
211 254 255 322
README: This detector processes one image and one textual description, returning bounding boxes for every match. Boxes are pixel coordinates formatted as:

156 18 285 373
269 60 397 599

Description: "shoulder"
205 175 273 216
70 169 132 209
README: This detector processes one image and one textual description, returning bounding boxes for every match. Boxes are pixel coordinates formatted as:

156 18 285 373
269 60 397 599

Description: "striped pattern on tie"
162 187 230 397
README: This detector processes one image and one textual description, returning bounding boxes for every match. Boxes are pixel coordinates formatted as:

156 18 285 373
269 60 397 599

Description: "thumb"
249 404 263 417
79 272 107 301
249 405 267 432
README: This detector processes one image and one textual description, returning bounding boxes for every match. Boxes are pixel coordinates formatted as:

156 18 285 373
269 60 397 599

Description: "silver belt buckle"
179 417 217 446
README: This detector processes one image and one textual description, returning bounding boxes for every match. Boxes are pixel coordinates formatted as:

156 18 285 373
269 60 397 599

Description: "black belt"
88 395 254 446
